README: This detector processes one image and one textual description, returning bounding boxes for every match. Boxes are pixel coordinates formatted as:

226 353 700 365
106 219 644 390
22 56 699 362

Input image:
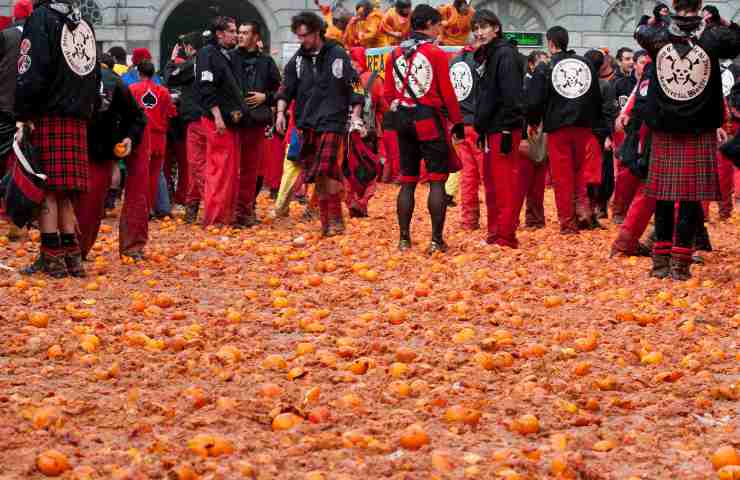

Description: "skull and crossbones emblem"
60 21 96 76
551 58 592 99
656 43 711 101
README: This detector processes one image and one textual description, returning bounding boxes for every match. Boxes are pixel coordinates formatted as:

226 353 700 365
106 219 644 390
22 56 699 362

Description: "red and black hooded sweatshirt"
15 0 100 121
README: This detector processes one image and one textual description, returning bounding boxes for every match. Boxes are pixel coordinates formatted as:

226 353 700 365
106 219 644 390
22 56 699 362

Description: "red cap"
131 47 152 65
13 0 32 21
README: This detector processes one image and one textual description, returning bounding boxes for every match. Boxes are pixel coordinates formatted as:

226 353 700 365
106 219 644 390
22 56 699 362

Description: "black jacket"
610 71 638 112
195 40 244 127
15 3 100 121
165 56 203 124
449 47 479 125
526 50 603 133
635 18 740 133
0 21 23 117
277 40 364 133
594 78 618 141
231 48 281 106
473 38 524 135
89 66 147 161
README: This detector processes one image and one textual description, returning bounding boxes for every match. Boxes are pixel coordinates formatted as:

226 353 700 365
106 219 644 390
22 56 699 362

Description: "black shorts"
390 105 451 183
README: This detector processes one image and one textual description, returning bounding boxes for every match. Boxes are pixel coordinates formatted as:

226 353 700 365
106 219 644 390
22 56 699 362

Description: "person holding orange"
438 0 475 46
380 0 412 46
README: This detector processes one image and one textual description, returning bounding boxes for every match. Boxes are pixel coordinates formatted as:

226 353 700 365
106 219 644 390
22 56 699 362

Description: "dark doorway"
159 0 269 70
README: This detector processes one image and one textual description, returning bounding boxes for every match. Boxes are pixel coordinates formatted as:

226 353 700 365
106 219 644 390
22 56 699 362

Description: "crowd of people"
0 0 739 282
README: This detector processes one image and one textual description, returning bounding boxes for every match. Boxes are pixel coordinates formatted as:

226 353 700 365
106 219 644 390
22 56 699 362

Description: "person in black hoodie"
526 25 603 234
232 20 281 227
275 11 364 237
15 0 100 278
166 33 206 223
73 53 147 262
472 9 525 248
634 0 740 280
195 16 243 227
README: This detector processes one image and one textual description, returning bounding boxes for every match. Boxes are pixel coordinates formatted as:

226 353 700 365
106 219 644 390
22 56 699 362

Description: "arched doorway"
159 0 270 69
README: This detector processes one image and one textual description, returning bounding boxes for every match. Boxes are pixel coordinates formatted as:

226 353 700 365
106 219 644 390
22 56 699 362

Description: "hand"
121 137 133 157
246 91 267 107
717 127 728 145
171 44 181 61
275 111 287 135
451 123 465 142
615 113 629 132
527 124 539 139
215 116 226 135
604 137 613 151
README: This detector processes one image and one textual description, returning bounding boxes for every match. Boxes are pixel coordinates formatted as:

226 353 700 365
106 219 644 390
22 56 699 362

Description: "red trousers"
458 126 484 229
718 151 735 218
264 134 285 190
237 126 269 217
202 118 238 226
518 153 547 228
74 159 113 259
583 135 603 185
148 133 167 209
611 183 656 254
165 135 188 205
547 126 593 233
119 130 151 255
612 161 641 220
483 130 523 248
343 178 376 215
186 119 207 205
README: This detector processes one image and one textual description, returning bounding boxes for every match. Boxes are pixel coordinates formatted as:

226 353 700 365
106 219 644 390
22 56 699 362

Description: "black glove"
451 123 465 141
500 131 512 155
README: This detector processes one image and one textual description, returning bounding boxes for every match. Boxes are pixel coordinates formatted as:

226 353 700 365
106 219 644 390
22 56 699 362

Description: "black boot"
670 247 693 281
694 224 712 252
650 254 671 279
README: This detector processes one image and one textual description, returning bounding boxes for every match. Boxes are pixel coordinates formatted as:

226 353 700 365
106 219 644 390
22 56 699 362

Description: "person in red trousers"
449 29 483 230
610 50 651 224
518 50 550 230
232 20 281 227
129 61 174 218
526 26 604 234
472 9 525 247
194 16 244 227
74 54 147 260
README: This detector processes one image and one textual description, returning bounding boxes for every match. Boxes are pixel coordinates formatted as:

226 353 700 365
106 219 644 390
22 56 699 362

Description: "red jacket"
383 35 463 125
129 79 174 136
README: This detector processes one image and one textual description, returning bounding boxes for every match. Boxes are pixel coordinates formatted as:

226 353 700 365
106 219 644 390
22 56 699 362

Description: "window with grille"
80 0 103 25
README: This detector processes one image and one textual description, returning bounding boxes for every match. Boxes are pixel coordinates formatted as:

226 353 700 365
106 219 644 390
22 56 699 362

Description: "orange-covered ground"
1 185 739 479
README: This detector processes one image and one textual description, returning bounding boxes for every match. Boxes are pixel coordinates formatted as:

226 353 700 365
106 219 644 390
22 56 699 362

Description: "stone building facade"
2 0 740 66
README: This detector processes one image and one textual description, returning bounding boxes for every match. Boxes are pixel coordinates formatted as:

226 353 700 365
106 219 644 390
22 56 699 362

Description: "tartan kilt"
299 129 345 183
30 116 89 193
644 131 719 201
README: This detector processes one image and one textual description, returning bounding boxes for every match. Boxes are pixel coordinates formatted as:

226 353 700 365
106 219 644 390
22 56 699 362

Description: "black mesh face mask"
671 14 703 33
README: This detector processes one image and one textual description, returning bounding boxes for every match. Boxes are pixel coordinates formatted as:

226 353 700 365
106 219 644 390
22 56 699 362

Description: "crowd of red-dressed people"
1 0 739 282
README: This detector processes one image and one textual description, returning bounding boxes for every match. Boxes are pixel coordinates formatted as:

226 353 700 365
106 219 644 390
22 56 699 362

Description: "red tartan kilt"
299 130 345 183
645 131 719 201
31 116 89 192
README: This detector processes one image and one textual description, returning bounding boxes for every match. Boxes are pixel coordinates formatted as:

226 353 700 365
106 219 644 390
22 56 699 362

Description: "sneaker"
21 251 68 278
64 250 87 278
650 254 671 279
426 240 448 255
398 238 412 251
184 203 199 224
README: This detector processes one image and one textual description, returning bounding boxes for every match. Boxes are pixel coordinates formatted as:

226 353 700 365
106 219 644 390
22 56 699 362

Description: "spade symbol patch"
142 89 158 109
